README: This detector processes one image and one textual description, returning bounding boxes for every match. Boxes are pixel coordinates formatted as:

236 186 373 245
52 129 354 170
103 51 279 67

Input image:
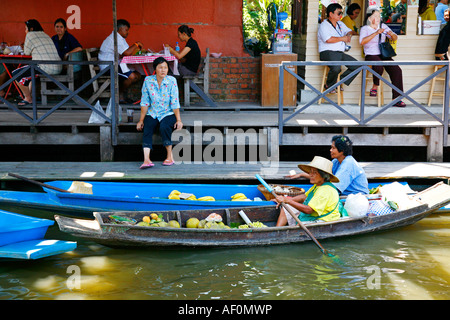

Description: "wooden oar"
255 174 330 256
7 172 71 193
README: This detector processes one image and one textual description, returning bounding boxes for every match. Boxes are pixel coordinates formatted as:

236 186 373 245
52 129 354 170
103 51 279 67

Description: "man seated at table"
98 19 143 104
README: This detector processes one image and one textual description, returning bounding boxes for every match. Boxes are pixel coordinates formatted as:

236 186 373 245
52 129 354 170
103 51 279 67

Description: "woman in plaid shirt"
12 19 61 106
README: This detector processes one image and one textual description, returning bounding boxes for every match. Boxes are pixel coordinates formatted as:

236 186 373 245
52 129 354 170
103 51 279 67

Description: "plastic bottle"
175 42 180 52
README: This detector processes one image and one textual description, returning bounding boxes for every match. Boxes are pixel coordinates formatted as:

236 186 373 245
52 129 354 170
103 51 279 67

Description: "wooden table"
121 54 179 76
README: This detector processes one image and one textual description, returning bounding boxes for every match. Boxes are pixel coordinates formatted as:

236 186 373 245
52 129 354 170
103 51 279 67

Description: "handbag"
379 33 397 59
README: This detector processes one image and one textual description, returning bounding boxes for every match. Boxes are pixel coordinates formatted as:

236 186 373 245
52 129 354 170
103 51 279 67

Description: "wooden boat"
55 182 450 248
0 209 76 259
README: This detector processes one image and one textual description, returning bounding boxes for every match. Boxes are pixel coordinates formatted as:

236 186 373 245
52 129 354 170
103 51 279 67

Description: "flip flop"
162 160 174 166
393 101 406 108
369 89 377 97
18 100 31 106
140 163 154 169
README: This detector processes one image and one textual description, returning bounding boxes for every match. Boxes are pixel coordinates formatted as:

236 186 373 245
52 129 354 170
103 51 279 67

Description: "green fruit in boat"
186 218 200 228
205 221 221 229
158 221 168 227
198 219 207 229
168 220 180 228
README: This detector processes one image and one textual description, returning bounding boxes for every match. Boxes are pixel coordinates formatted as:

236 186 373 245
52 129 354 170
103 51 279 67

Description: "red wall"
0 0 248 57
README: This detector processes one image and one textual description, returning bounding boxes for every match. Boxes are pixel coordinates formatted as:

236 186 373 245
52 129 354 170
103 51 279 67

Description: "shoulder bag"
378 32 396 59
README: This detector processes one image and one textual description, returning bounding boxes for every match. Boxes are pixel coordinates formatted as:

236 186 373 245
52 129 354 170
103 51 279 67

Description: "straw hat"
298 156 339 183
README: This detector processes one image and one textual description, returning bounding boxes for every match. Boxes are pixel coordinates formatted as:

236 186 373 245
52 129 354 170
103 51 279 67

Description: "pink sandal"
369 89 377 97
162 159 174 166
140 163 154 169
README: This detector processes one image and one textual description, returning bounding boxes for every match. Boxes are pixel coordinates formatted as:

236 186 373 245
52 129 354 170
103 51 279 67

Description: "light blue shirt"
436 3 449 25
140 75 180 121
332 156 369 195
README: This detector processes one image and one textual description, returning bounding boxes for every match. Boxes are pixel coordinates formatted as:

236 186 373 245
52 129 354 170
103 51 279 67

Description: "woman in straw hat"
287 135 368 196
274 156 342 226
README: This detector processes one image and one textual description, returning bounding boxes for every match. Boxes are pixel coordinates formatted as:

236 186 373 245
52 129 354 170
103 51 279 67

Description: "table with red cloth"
121 54 179 76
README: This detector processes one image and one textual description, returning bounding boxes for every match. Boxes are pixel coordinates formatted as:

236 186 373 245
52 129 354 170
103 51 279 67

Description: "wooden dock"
1 161 450 184
0 102 449 162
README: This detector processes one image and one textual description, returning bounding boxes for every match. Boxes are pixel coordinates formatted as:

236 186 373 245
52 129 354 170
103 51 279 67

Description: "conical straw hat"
68 181 93 194
298 156 339 183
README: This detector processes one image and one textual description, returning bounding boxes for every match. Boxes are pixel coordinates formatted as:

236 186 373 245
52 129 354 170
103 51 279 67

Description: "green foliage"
243 0 292 56
381 0 394 22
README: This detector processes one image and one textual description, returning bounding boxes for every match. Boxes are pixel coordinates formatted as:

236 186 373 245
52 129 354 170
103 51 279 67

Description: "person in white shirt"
98 19 143 103
318 3 359 92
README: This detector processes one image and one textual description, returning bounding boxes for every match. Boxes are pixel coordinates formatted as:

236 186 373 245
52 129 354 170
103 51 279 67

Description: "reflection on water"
1 210 450 300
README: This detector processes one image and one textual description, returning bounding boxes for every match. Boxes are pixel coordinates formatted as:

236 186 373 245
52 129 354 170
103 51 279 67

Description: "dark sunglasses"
336 11 343 15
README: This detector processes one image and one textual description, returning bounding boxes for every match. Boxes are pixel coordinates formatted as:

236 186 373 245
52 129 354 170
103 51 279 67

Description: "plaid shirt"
24 31 62 75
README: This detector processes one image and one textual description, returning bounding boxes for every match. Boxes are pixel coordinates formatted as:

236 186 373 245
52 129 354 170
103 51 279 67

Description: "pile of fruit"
238 221 267 229
167 190 251 202
186 217 231 229
168 190 215 201
136 213 180 228
231 193 248 201
134 212 268 229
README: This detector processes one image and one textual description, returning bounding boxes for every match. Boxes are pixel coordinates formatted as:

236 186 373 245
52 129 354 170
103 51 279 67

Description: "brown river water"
1 208 450 300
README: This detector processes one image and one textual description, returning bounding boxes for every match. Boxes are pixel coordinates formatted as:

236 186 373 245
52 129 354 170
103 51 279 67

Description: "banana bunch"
198 196 215 201
168 190 181 200
238 221 267 228
168 190 214 201
231 193 247 201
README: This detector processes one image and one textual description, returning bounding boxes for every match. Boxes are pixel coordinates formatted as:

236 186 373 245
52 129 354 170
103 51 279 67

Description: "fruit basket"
257 184 305 201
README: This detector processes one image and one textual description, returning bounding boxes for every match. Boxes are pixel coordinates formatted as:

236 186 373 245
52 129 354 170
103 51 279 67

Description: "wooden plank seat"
85 48 111 104
183 47 217 107
40 51 83 106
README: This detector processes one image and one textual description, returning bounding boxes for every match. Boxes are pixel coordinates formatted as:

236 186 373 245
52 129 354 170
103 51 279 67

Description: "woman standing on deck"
287 135 368 195
137 57 183 169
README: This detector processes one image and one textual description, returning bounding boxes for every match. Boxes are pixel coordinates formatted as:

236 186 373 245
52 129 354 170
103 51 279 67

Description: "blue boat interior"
46 181 269 200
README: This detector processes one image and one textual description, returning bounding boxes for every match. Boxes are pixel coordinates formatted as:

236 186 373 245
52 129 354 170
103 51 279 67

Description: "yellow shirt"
304 184 341 222
341 15 357 33
420 7 437 20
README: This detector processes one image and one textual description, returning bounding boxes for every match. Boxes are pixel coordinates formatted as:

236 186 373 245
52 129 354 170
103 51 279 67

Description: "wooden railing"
276 60 450 146
0 59 118 144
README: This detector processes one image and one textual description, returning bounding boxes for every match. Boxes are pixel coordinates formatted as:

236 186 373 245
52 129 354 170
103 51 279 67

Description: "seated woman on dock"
274 156 341 226
166 25 201 77
359 9 405 108
137 57 183 169
287 135 369 196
